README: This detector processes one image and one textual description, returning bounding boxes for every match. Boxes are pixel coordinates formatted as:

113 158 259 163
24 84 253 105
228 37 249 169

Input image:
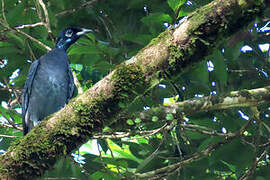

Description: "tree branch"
56 0 100 17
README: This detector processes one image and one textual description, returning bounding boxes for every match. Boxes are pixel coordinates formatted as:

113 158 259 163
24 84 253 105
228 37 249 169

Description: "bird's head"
56 27 93 51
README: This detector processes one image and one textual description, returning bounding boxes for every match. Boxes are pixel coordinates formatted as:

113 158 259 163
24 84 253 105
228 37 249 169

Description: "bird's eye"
65 30 73 37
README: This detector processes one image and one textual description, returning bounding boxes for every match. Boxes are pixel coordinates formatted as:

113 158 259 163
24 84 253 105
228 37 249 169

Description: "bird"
22 27 92 135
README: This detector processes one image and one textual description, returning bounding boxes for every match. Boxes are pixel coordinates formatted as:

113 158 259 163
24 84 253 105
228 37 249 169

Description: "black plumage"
22 27 92 135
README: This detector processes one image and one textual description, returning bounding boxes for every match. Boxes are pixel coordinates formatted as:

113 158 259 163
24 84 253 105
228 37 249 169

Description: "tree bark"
0 0 268 179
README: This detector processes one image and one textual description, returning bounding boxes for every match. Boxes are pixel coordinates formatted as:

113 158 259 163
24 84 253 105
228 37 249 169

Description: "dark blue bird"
22 27 92 135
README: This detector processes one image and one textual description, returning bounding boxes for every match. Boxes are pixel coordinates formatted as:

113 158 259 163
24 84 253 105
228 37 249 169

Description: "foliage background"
0 0 269 179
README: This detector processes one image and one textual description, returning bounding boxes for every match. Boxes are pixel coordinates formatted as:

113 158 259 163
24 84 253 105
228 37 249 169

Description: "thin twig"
0 20 51 51
134 137 233 179
1 0 7 23
0 123 22 131
93 123 168 139
134 118 254 179
0 134 20 138
239 148 269 180
15 22 44 29
73 71 83 94
56 0 99 17
67 155 92 179
184 125 235 137
0 0 51 51
0 109 22 131
37 0 51 33
14 28 51 51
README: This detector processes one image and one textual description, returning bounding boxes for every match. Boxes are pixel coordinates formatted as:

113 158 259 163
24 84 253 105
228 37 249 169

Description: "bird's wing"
22 60 40 135
67 65 75 101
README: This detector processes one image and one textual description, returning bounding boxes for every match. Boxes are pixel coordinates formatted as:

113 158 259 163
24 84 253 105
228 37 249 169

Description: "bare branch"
134 117 254 179
56 0 99 17
239 148 269 180
0 134 20 138
0 110 23 131
93 123 168 139
37 0 52 34
15 22 44 29
0 123 22 131
12 27 51 51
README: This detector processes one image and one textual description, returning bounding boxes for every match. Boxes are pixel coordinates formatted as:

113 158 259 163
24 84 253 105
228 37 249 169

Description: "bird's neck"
56 39 72 51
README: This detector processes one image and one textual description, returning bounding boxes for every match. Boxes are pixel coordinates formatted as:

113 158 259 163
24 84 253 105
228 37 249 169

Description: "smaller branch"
36 0 54 42
259 139 270 147
1 0 50 51
56 0 99 17
164 71 183 100
0 22 45 33
1 0 7 23
134 137 233 179
239 148 269 180
0 123 22 130
26 41 37 60
98 16 112 40
0 20 51 51
0 134 20 138
107 145 121 174
15 22 45 29
134 117 253 179
73 71 83 95
241 136 256 149
227 69 256 73
34 0 44 27
97 143 123 179
14 28 51 51
137 85 270 123
37 0 52 33
0 109 22 131
183 124 235 137
93 123 168 139
67 155 91 178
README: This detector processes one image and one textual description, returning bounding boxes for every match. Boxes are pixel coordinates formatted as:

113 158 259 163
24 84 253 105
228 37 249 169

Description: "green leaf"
85 33 96 42
5 2 25 26
221 160 236 172
152 116 159 122
0 47 19 55
78 140 95 154
135 118 141 124
118 102 125 108
168 0 186 13
120 33 152 46
191 60 209 84
91 171 120 180
0 42 12 47
44 157 88 179
223 42 243 61
127 119 134 125
177 9 189 19
70 64 83 71
211 50 228 85
68 45 99 55
166 113 174 121
97 139 109 152
141 13 172 25
106 139 140 163
136 154 165 173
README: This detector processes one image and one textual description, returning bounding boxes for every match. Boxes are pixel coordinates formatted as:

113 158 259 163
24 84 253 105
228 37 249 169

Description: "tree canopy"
0 0 270 179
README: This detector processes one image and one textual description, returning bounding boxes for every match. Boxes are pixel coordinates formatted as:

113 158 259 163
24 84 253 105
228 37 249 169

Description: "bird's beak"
76 28 93 36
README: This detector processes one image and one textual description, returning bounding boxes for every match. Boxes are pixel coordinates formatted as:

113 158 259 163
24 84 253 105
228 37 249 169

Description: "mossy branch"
109 85 270 130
